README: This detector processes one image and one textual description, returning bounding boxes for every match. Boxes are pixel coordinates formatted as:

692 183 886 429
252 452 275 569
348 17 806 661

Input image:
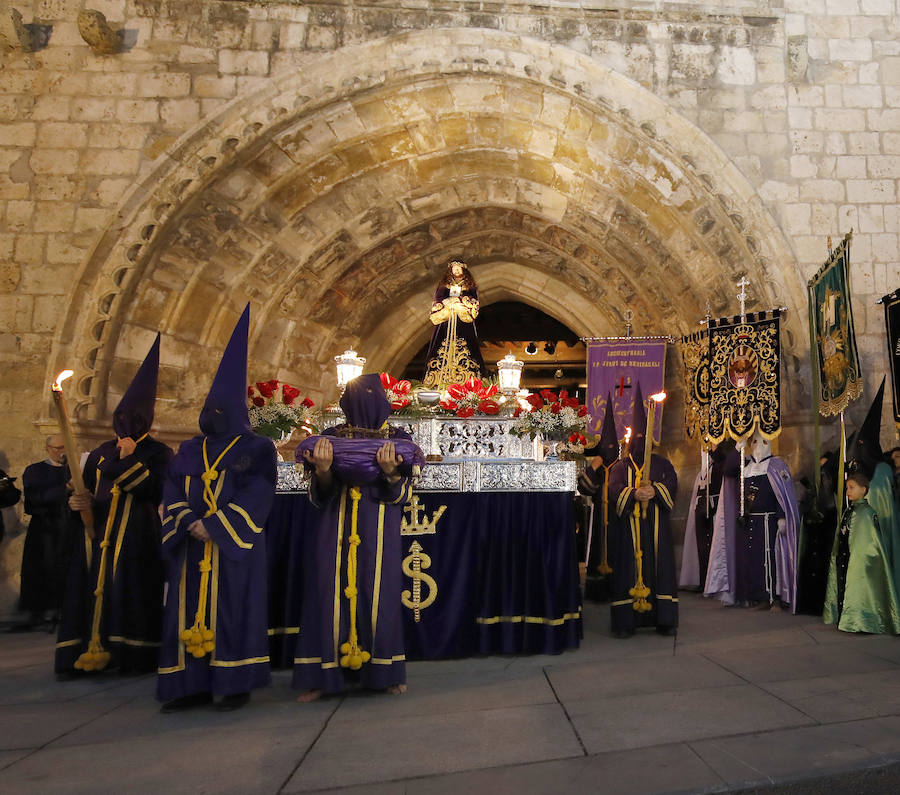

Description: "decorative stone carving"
0 9 31 51
77 10 121 55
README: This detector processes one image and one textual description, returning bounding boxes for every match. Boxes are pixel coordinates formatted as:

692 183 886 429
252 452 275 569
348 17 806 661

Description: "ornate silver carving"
276 459 575 493
276 462 308 493
388 417 540 460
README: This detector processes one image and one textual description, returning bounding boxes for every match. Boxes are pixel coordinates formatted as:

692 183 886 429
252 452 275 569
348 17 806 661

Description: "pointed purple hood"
113 333 160 439
199 304 252 437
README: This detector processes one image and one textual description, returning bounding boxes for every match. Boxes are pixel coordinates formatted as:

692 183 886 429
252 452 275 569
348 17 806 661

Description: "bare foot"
769 602 783 612
386 684 407 695
297 689 322 703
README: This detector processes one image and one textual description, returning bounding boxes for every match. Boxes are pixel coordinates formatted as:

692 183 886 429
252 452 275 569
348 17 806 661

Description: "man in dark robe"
423 260 486 388
16 435 69 630
577 392 619 602
56 336 172 674
157 306 276 712
607 384 678 637
293 374 423 701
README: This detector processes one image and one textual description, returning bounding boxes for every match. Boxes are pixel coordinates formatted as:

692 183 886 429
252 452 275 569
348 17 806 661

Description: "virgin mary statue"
423 260 486 388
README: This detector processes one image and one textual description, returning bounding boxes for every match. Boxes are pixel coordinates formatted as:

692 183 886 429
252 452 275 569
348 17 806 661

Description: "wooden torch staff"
51 370 95 539
639 392 667 517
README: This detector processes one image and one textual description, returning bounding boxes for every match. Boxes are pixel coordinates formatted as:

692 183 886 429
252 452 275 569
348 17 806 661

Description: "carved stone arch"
47 27 803 433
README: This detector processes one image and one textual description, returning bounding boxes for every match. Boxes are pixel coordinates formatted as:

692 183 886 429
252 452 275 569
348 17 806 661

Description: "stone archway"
48 28 804 437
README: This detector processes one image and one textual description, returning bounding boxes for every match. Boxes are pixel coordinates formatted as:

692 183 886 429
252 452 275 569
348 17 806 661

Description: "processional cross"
737 276 749 323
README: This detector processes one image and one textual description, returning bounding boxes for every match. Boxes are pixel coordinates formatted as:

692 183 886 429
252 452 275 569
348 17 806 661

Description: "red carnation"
577 406 589 417
282 385 301 405
478 399 500 415
550 402 562 414
247 386 255 398
252 397 265 407
540 389 558 403
457 406 475 418
301 397 315 408
569 433 578 443
513 406 523 417
526 394 544 410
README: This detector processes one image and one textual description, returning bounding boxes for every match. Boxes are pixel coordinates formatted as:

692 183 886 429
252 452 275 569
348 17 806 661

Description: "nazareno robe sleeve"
651 457 678 512
161 469 200 554
370 474 413 506
202 443 277 563
609 461 635 518
97 442 172 502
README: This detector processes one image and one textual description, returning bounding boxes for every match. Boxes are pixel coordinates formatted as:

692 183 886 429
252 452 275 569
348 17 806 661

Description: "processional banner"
679 328 710 443
883 288 900 426
586 338 667 443
807 232 863 416
707 310 782 443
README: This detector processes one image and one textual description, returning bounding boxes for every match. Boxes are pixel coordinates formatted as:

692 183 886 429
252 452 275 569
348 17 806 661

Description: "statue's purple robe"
608 453 679 632
157 433 276 700
706 455 799 611
292 442 413 694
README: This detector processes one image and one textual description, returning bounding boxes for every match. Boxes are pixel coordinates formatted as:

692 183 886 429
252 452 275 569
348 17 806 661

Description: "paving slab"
690 717 900 789
327 666 556 723
0 720 313 794
703 640 900 685
546 652 744 702
759 669 900 724
0 667 151 706
0 694 139 751
301 742 727 795
283 702 583 792
567 683 814 755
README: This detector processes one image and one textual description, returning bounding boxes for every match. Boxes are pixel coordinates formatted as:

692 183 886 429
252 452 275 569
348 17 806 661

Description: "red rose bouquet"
247 379 316 441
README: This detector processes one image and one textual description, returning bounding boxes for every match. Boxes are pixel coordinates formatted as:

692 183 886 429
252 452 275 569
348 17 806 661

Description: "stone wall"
0 1 898 613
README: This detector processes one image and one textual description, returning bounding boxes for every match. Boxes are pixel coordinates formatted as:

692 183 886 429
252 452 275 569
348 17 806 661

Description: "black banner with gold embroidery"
807 233 863 416
883 288 900 426
707 310 782 444
679 328 710 443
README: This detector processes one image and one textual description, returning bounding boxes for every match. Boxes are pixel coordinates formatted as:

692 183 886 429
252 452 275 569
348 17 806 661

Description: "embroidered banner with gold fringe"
679 328 710 443
707 309 782 443
807 233 863 416
883 288 900 426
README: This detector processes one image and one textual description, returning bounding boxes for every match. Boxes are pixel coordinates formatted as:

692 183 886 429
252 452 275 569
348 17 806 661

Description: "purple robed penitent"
56 333 173 674
293 374 423 694
705 456 799 611
157 305 276 701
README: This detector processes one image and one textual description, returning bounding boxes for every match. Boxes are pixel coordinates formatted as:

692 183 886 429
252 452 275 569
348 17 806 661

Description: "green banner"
807 233 863 416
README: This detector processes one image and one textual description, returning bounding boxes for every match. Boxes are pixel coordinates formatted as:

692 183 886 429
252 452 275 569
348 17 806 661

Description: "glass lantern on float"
497 352 524 395
334 349 366 392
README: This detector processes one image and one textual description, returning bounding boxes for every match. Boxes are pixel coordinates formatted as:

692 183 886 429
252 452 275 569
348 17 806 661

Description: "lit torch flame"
650 391 667 403
623 426 633 444
52 370 74 392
